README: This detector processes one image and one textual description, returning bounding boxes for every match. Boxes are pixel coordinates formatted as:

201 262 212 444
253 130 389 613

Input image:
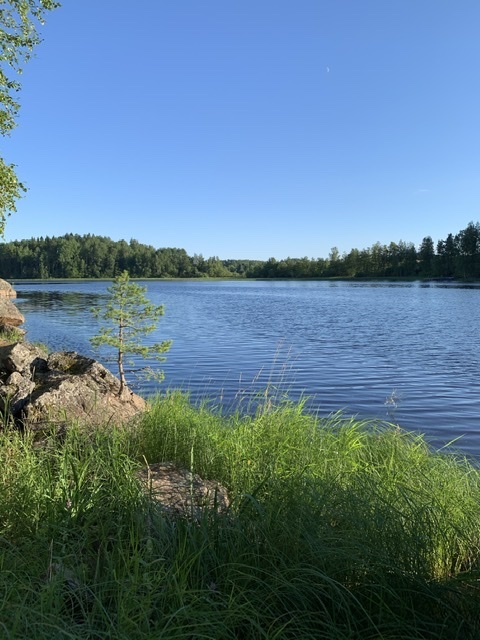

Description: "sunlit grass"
1 392 480 638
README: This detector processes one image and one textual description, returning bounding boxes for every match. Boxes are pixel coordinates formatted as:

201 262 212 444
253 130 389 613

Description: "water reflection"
18 290 103 313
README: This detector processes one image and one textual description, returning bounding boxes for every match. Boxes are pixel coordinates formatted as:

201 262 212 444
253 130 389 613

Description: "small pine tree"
90 271 172 396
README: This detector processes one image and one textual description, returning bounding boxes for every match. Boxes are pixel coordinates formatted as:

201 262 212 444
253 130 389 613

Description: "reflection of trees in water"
16 291 104 316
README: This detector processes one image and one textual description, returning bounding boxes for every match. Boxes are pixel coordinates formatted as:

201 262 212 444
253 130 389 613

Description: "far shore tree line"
1 222 480 280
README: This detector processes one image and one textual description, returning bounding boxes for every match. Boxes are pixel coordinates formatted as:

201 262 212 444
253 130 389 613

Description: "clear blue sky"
3 0 480 260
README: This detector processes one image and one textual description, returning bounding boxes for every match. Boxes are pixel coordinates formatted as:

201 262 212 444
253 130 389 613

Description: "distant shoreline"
8 275 476 285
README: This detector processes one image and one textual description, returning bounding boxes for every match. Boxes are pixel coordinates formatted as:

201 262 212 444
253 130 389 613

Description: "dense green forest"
1 222 479 280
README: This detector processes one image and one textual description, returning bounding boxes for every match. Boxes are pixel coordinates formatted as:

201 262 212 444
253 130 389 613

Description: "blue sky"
3 0 480 260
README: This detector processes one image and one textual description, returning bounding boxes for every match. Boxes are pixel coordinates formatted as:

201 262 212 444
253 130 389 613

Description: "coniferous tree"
90 271 172 396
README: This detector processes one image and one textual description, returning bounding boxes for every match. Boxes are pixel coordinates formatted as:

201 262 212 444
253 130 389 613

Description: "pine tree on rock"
90 271 172 396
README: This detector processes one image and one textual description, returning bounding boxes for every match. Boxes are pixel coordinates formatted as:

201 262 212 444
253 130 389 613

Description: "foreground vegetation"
2 393 480 638
2 221 480 280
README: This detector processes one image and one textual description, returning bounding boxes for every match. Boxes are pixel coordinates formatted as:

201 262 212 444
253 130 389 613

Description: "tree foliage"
2 222 480 280
0 233 251 278
0 0 60 235
90 271 172 396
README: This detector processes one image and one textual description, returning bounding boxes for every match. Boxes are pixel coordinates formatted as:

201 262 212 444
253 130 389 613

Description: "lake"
12 279 480 455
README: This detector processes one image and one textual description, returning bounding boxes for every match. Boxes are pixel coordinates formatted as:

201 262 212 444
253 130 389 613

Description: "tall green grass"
1 392 480 638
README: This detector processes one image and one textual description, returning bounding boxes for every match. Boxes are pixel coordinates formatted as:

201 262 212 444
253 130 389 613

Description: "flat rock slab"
138 462 230 517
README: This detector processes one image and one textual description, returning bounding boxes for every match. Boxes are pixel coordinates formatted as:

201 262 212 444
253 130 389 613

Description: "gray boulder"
0 347 146 429
23 351 146 427
0 342 45 376
2 371 35 415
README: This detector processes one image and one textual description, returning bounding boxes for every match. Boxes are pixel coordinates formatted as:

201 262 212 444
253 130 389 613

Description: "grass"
0 326 26 345
1 392 480 638
0 326 49 354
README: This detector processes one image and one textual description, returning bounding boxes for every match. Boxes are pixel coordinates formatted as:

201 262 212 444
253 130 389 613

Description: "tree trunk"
118 321 127 395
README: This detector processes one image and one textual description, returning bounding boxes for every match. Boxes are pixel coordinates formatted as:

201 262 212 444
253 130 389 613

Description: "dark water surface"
13 279 480 455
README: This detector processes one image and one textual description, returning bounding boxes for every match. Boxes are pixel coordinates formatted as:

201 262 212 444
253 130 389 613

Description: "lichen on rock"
0 347 147 431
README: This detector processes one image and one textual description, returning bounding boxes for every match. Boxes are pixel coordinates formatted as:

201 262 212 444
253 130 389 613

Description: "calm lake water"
12 279 480 455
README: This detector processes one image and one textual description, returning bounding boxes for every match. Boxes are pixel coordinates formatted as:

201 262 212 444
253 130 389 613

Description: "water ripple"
14 279 480 456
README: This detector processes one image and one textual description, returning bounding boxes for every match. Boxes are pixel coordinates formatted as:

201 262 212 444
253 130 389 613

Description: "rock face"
0 297 24 327
0 280 24 332
137 462 230 517
0 345 146 429
0 279 17 298
0 279 23 330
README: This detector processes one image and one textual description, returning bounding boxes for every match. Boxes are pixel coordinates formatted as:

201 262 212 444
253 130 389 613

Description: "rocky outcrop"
137 462 230 517
0 284 144 428
0 279 17 298
0 345 146 429
0 342 41 415
0 341 43 375
0 279 24 333
0 297 24 327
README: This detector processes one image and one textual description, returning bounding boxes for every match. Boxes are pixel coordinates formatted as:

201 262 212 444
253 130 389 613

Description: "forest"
0 221 479 280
